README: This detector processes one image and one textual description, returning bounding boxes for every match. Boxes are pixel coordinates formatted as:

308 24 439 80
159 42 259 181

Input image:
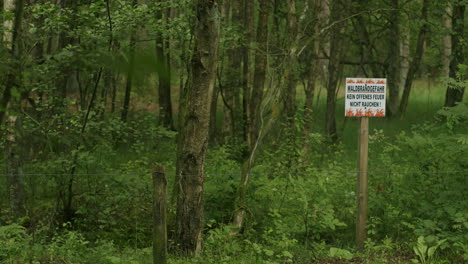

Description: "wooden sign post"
345 78 386 250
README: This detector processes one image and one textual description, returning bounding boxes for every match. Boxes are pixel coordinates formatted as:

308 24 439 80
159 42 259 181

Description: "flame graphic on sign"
375 109 385 117
346 109 354 116
365 109 374 116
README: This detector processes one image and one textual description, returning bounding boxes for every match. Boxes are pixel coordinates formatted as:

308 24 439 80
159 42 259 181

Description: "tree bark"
175 0 219 255
399 0 429 116
242 0 256 146
156 1 174 130
325 0 345 141
441 4 452 78
121 1 137 122
386 0 401 117
283 0 299 123
302 0 321 155
2 0 25 218
444 0 465 107
0 0 24 124
153 166 167 264
249 0 270 149
222 0 242 141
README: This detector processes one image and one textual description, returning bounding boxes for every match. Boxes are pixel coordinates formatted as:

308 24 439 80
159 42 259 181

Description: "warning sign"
345 78 386 117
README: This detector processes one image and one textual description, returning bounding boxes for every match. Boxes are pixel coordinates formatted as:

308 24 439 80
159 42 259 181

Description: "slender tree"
444 0 465 107
156 0 174 130
249 0 270 149
2 0 26 219
175 0 219 255
399 0 430 116
386 0 401 117
325 0 346 141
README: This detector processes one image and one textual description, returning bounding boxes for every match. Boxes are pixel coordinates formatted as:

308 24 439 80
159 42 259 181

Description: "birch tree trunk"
175 0 219 255
0 0 23 124
2 0 26 219
444 0 465 107
441 4 452 78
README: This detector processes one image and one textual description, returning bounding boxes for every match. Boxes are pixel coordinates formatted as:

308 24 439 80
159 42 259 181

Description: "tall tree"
386 0 401 117
249 0 270 148
441 3 452 78
325 0 346 141
121 0 138 122
444 0 465 107
242 0 256 146
175 0 219 255
2 0 26 218
0 0 23 124
156 0 174 130
221 0 242 141
399 0 430 116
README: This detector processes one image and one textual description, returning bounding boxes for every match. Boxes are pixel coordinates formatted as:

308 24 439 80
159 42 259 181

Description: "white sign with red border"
345 78 386 117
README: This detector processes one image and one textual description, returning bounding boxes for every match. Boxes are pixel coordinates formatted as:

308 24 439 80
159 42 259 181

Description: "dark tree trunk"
399 0 429 116
2 0 26 218
242 0 255 146
249 0 270 148
325 0 346 141
121 3 137 122
222 0 242 141
156 1 174 130
386 0 401 117
175 0 219 256
444 0 465 107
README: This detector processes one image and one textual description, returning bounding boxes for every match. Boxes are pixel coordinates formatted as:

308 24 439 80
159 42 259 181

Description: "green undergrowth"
1 84 467 264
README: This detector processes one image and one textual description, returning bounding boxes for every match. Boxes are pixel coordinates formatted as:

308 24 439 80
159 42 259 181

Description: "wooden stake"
356 117 369 250
153 166 167 264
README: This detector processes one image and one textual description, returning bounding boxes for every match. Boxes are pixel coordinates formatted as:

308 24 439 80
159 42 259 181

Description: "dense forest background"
0 0 467 263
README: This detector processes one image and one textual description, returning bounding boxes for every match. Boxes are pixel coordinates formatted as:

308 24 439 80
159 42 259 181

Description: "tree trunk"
222 0 241 141
175 0 219 255
249 0 270 149
444 0 465 107
399 0 429 116
156 1 174 130
209 87 219 144
399 16 410 93
153 166 167 264
386 0 401 118
441 4 452 78
325 0 345 141
242 0 255 146
283 0 299 124
121 1 137 122
0 0 24 124
2 0 25 218
302 0 321 155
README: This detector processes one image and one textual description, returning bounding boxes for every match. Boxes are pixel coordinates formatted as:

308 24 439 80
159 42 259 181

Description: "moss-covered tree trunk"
175 0 219 256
